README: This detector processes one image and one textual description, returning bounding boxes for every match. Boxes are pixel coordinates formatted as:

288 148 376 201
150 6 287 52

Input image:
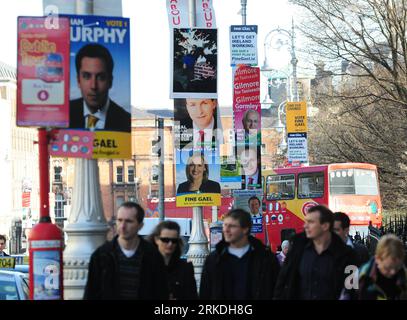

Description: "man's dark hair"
119 202 145 223
75 43 114 79
0 235 6 242
307 205 334 231
248 196 261 206
224 209 252 234
333 212 351 230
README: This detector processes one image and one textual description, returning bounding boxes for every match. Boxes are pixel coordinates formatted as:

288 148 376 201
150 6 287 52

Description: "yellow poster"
176 193 221 207
286 101 308 133
93 131 131 159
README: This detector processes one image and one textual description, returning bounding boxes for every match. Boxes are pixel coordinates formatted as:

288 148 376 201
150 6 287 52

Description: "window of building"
54 166 62 183
116 196 124 209
116 166 123 183
128 166 135 183
151 165 159 184
0 86 7 100
298 172 324 199
261 144 266 155
54 194 65 219
150 190 159 198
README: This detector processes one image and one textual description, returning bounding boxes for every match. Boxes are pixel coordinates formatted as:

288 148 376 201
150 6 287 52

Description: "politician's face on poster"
174 98 222 150
175 149 221 207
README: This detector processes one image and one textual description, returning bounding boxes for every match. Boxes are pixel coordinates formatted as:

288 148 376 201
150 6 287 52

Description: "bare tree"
291 0 407 209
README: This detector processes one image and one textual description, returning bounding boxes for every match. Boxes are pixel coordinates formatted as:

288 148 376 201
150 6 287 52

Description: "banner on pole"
287 133 308 163
166 0 216 28
175 149 221 207
232 189 265 241
174 98 223 151
286 101 308 133
230 25 258 66
171 28 217 99
47 14 131 159
220 155 242 190
17 16 70 127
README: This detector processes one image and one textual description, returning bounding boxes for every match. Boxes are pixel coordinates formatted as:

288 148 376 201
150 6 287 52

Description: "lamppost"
261 19 299 103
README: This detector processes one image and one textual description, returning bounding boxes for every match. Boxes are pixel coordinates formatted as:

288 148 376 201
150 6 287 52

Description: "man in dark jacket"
274 205 358 300
333 211 370 267
84 202 168 300
200 209 280 300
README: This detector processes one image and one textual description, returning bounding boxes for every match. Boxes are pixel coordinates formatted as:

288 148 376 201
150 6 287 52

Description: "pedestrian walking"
342 234 407 300
148 220 197 300
276 240 290 266
84 202 169 300
274 205 357 300
333 212 370 266
200 209 280 300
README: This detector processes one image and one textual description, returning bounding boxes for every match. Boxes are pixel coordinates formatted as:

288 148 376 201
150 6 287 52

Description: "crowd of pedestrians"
83 202 407 300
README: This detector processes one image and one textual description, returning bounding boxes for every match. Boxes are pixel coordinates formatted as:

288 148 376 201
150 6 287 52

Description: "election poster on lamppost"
171 28 218 99
232 65 262 190
166 0 217 29
286 101 308 164
175 149 221 207
230 25 258 66
48 15 132 159
232 189 265 242
174 98 223 151
17 16 70 127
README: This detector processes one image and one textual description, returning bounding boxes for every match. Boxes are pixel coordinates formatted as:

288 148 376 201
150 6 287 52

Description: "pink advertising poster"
233 66 261 147
17 16 70 127
49 129 94 159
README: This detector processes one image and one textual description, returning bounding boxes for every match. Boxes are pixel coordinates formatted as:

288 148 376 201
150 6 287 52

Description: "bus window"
298 172 324 199
329 169 379 195
266 174 295 200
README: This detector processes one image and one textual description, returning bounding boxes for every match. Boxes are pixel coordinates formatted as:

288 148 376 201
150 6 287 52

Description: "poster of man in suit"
48 15 131 160
69 15 131 133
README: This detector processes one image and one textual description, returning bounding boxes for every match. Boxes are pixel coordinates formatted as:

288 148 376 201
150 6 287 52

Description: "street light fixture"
261 19 299 103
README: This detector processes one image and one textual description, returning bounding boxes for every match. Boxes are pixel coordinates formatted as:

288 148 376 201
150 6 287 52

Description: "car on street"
0 270 29 300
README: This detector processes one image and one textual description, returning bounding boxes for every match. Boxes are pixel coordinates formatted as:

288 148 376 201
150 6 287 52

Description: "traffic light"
152 136 161 157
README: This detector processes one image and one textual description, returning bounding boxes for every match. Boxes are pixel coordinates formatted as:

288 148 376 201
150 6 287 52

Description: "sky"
0 0 309 109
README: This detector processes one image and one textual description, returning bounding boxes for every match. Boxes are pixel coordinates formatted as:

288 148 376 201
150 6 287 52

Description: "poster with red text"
17 16 70 127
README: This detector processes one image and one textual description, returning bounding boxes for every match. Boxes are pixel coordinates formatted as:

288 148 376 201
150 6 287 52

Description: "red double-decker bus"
262 163 382 250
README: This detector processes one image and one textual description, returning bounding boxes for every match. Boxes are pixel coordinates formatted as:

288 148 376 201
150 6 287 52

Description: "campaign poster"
220 155 242 189
33 250 62 300
233 66 261 147
232 189 264 236
288 133 308 163
236 144 262 190
230 25 258 66
49 14 131 159
286 101 308 134
17 16 70 127
175 148 221 207
171 28 218 99
165 0 216 29
174 98 223 151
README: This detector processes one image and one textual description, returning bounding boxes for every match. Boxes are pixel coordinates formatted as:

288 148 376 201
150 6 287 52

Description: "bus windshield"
329 168 379 195
266 174 295 200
